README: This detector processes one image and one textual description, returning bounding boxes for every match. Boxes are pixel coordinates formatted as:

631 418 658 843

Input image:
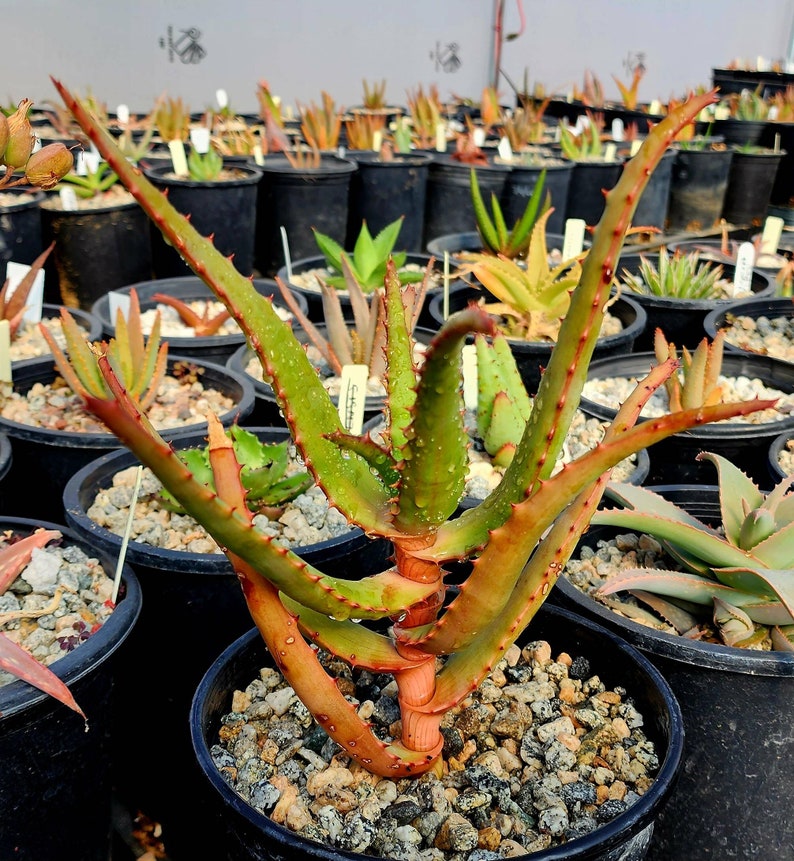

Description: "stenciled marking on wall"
430 41 462 73
159 27 207 64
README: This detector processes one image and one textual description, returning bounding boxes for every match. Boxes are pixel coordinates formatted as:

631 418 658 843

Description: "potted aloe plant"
51 79 768 860
556 453 794 859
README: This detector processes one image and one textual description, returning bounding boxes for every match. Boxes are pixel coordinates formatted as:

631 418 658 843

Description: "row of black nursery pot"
3 136 786 320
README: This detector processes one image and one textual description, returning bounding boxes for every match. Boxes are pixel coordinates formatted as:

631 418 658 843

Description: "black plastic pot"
346 151 434 252
190 602 683 861
712 117 770 147
665 238 789 273
275 252 454 328
628 148 674 231
615 253 776 352
0 516 142 861
63 428 392 860
665 146 735 233
142 162 263 279
554 484 794 860
768 427 793 483
565 159 623 226
578 351 794 488
502 160 574 235
721 148 786 226
39 195 153 310
425 230 579 268
429 282 646 395
255 154 358 277
0 355 255 522
89 276 306 366
0 188 45 285
703 296 794 362
760 121 794 206
423 154 510 248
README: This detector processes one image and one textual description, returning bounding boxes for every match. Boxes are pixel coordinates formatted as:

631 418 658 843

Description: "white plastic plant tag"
108 290 131 324
168 140 189 176
0 321 10 383
573 115 589 136
629 139 642 157
74 150 87 176
610 119 624 141
338 364 369 434
252 143 264 165
116 104 130 125
216 89 229 110
714 105 730 121
435 123 447 152
757 56 770 72
472 127 486 147
443 252 451 321
761 216 784 255
280 226 292 281
5 261 44 324
732 243 755 295
603 142 617 162
462 344 478 410
562 219 586 259
59 186 78 211
83 150 100 174
372 130 383 152
190 127 211 155
649 100 662 115
497 136 513 161
31 137 41 154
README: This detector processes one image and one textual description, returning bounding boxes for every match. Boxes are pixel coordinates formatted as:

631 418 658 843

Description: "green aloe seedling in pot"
592 453 794 650
470 165 549 260
158 424 313 515
54 79 770 778
620 247 727 299
312 215 425 293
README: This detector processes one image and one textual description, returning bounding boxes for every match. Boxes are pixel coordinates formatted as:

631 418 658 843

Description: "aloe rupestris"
51 79 771 777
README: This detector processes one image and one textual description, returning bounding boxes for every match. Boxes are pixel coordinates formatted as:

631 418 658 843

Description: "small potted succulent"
55 78 765 860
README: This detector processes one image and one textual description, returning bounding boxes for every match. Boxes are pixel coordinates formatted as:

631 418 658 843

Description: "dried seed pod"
25 142 74 189
2 98 35 169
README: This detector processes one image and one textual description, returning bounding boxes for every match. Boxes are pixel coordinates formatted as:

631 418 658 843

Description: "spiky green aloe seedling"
158 425 313 515
52 79 769 778
620 247 728 299
470 166 549 260
592 453 794 650
312 216 425 293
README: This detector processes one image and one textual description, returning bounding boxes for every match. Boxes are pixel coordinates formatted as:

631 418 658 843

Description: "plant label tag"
5 261 44 324
0 320 10 382
563 219 586 258
31 136 41 153
190 127 211 155
650 99 662 115
252 144 265 165
116 104 130 125
604 142 618 162
216 89 229 110
168 140 190 176
472 127 486 147
59 186 78 211
497 136 513 161
611 119 624 141
733 243 755 295
338 364 368 434
108 291 131 324
435 123 447 152
462 344 478 409
443 252 451 321
83 150 100 174
761 216 784 254
629 139 642 156
714 105 730 121
75 150 87 176
372 130 383 152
